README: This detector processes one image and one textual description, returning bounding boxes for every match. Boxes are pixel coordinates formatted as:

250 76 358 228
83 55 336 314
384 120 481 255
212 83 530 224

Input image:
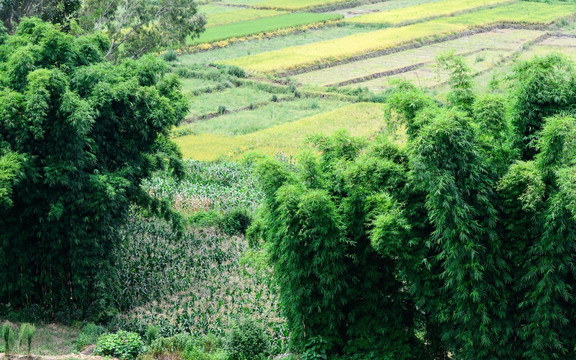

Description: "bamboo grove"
251 53 576 359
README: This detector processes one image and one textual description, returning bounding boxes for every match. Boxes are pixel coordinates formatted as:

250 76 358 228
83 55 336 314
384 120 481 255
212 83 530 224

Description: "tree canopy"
251 53 576 359
0 18 187 318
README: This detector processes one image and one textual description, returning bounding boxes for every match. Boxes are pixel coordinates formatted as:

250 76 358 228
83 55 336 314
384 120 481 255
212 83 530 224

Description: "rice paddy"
169 0 576 161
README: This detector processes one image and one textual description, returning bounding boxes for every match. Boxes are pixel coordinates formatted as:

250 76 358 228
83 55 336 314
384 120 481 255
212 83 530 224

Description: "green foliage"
254 53 576 359
17 323 35 355
78 0 205 59
146 326 160 346
75 323 106 351
0 0 81 32
0 19 187 318
220 207 252 235
510 53 576 160
148 334 192 355
226 318 270 360
1 322 14 355
94 331 144 360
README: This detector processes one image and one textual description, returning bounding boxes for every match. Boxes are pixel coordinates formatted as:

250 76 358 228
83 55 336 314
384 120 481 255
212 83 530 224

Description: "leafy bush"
163 50 178 62
218 105 227 115
226 318 270 360
75 323 107 351
148 334 192 355
220 208 252 235
94 331 144 360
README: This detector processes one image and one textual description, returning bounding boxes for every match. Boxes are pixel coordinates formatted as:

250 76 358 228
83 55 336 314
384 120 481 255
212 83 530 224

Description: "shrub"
226 318 270 360
271 95 279 102
146 326 160 346
163 50 178 62
220 208 252 236
148 334 192 355
94 331 144 360
1 322 14 355
75 323 107 351
227 66 246 78
18 323 35 355
218 105 227 115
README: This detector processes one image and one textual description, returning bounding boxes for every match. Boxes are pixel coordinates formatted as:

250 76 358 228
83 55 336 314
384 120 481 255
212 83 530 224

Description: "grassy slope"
203 7 286 28
175 102 385 160
223 2 576 73
186 87 278 119
253 0 350 10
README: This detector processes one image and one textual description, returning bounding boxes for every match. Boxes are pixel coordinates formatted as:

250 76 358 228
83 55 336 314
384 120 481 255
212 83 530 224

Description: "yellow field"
345 0 512 26
222 2 576 74
175 103 385 160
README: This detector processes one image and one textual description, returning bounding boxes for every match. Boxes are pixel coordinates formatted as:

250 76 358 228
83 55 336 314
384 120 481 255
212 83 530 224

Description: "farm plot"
175 102 385 160
293 29 544 86
222 2 576 74
328 0 444 18
180 77 222 94
189 12 342 45
518 39 576 62
200 5 285 28
353 48 512 91
345 0 513 26
178 98 350 137
177 24 373 64
185 87 280 120
251 0 351 11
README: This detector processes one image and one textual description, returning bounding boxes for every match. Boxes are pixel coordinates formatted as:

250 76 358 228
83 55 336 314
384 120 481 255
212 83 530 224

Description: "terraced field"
171 0 576 160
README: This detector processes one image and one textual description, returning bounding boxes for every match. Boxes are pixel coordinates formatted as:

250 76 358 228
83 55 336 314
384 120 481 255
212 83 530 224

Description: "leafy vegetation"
250 53 576 359
0 19 187 317
94 331 144 360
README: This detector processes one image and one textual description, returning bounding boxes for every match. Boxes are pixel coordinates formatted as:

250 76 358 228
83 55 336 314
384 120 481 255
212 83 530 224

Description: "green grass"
186 86 278 119
345 0 513 25
200 5 286 28
180 97 350 136
223 1 576 74
180 77 222 94
0 321 81 355
189 12 342 45
293 29 544 86
175 102 385 160
178 24 374 64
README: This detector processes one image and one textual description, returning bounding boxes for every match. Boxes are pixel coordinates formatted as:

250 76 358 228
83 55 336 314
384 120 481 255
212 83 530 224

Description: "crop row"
200 5 285 28
222 2 576 74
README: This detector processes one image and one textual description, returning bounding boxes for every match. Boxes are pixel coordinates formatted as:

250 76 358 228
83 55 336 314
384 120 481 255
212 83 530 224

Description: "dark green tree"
0 0 80 32
0 18 187 317
253 53 576 360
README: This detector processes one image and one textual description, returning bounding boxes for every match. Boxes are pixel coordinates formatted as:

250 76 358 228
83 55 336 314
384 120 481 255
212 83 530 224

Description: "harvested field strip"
178 98 351 136
354 48 514 91
203 7 286 28
329 0 445 18
175 103 385 160
223 2 576 74
178 25 373 64
345 0 512 26
188 12 342 45
293 29 544 86
252 0 351 10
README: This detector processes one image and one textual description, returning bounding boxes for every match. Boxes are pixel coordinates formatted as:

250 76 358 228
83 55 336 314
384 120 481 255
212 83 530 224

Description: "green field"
200 5 285 28
223 2 575 74
345 0 513 26
178 98 350 137
189 12 342 45
175 103 385 160
328 0 444 17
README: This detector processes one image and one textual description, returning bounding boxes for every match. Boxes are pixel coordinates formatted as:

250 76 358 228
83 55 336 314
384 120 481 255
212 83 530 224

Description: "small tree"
2 322 14 355
18 323 35 356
